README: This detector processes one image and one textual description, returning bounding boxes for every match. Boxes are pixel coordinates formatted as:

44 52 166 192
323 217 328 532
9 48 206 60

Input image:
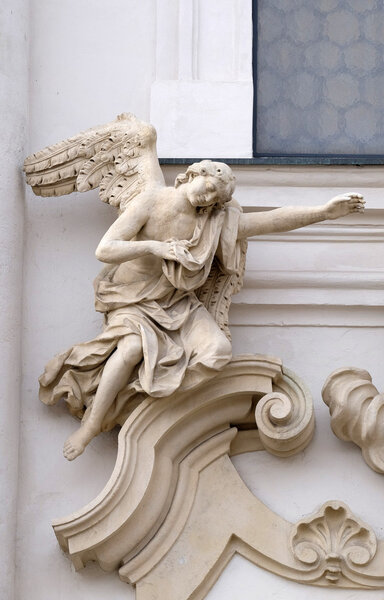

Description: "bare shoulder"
124 189 157 217
117 189 160 225
102 190 159 242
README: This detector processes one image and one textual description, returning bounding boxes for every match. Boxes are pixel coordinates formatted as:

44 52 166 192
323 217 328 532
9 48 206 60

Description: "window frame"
160 0 384 166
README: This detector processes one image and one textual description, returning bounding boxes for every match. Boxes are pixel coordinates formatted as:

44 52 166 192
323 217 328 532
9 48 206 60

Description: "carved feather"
76 135 130 191
77 152 113 192
196 237 247 341
99 170 139 207
24 113 165 211
32 180 77 197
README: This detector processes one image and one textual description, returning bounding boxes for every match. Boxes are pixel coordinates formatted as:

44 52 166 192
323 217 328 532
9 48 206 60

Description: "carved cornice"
242 270 384 289
231 306 384 330
247 223 384 243
231 269 384 324
322 367 384 474
162 163 384 191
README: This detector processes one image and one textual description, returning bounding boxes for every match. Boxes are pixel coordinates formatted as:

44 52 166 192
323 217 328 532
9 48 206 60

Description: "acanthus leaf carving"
291 501 377 585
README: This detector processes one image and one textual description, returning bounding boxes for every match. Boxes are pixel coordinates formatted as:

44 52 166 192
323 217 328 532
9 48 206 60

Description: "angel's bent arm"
95 194 167 263
237 193 364 239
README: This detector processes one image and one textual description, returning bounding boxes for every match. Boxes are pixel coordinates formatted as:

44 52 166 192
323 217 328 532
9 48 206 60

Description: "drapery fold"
39 204 243 429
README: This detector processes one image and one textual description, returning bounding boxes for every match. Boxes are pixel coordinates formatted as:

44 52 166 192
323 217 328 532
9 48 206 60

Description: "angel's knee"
192 329 231 363
117 335 143 368
212 331 232 359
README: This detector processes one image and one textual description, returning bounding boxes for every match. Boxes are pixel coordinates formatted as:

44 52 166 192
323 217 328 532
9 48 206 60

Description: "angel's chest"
144 212 197 242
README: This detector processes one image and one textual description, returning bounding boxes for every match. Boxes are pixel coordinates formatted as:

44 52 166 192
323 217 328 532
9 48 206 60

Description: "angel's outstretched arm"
237 193 365 240
95 194 177 263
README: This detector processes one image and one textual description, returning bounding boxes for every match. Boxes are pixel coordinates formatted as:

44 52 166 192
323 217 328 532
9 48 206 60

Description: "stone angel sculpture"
24 113 365 460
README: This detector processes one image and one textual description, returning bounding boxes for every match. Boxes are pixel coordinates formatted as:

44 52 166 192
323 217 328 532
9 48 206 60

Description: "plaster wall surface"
0 1 28 599
151 0 253 157
12 1 384 599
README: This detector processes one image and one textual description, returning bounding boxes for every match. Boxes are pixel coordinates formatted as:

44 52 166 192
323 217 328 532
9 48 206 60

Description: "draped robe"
39 202 243 430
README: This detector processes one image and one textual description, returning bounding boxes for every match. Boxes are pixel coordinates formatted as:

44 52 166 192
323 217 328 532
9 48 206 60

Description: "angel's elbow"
95 243 110 262
237 223 247 239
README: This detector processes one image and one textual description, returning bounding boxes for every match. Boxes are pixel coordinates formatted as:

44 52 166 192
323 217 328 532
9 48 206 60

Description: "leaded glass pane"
256 0 384 155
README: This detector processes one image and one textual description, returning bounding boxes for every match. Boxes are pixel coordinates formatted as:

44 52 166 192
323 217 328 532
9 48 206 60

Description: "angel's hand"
324 193 365 220
148 241 178 260
150 240 191 260
148 241 173 259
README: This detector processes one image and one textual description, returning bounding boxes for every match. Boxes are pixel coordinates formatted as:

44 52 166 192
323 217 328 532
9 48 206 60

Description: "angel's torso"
112 187 204 285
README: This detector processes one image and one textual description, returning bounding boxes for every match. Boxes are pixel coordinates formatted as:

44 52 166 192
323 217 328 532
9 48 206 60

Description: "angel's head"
175 160 235 208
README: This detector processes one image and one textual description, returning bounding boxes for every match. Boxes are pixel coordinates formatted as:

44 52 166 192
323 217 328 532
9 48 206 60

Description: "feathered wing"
25 113 245 338
24 113 165 210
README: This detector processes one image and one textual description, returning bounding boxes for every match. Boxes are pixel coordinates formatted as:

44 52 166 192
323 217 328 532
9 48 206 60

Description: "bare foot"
63 425 97 461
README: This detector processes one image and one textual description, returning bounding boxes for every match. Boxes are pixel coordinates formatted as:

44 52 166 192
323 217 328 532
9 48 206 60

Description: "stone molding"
322 367 384 474
232 268 384 327
162 164 384 192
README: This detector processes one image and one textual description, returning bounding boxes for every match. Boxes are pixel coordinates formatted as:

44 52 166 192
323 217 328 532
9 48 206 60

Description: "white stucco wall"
151 0 253 157
6 1 384 599
0 1 28 599
19 1 156 598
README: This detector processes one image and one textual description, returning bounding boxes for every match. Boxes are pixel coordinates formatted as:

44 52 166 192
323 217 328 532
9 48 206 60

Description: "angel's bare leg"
63 334 143 460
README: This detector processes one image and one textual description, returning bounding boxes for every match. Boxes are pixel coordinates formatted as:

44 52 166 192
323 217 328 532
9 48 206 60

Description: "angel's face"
186 174 219 208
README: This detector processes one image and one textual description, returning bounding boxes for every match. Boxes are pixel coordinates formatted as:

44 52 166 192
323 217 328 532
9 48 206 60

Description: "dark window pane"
256 0 384 155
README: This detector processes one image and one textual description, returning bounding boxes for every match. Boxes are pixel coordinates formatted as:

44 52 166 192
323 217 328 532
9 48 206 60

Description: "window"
253 0 384 164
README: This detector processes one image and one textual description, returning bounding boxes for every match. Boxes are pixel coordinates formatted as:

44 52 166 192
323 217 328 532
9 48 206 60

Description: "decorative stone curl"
322 367 384 473
255 367 314 457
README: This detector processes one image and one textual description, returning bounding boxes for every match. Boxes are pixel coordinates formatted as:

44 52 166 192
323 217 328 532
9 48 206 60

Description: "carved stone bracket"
52 356 384 598
322 367 384 473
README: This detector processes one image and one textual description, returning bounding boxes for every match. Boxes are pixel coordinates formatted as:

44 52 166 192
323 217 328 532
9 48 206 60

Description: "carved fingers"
149 241 174 260
338 192 365 210
162 242 178 260
150 240 190 261
326 193 365 219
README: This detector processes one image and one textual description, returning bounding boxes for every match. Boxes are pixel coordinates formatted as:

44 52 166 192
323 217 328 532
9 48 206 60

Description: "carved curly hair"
174 160 235 204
